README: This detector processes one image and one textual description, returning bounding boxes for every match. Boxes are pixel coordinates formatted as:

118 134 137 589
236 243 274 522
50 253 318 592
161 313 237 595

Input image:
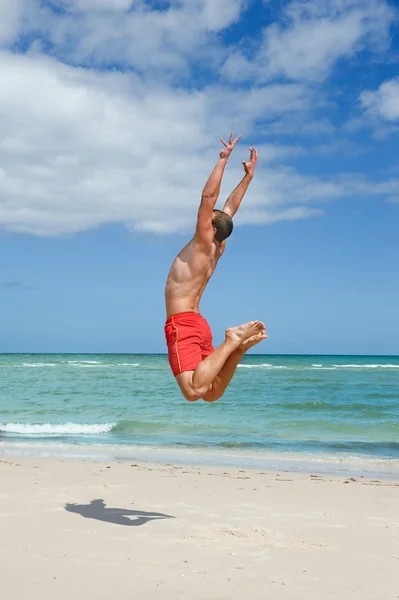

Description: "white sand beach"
1 456 398 599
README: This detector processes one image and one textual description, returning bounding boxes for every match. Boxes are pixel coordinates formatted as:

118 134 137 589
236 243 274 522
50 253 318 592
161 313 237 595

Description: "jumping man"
164 134 267 402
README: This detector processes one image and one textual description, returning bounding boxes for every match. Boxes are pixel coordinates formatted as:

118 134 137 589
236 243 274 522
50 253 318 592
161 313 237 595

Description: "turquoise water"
0 354 398 474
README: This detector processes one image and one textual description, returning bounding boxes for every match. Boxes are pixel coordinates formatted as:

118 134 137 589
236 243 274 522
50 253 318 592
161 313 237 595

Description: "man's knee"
176 372 211 402
183 389 203 402
180 383 204 402
185 383 215 401
202 389 223 403
176 373 203 401
183 386 223 402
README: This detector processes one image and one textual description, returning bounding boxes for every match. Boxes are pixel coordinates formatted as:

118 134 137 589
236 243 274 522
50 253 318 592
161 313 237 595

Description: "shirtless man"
164 134 267 402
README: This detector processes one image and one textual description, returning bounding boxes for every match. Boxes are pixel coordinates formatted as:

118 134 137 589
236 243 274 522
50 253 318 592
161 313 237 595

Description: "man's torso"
165 237 224 318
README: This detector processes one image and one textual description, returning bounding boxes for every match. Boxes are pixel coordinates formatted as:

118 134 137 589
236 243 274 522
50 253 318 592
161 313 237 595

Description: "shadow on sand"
65 499 175 527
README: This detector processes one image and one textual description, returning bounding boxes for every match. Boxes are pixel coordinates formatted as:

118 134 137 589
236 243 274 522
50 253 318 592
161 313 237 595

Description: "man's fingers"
221 133 241 148
249 147 258 161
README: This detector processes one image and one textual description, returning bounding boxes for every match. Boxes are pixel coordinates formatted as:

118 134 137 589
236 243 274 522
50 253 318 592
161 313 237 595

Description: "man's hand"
220 133 241 159
242 147 259 178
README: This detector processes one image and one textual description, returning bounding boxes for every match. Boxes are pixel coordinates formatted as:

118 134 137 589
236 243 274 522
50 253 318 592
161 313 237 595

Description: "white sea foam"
333 364 399 369
22 363 57 367
65 361 141 368
238 364 290 369
310 367 338 370
238 362 399 371
73 364 108 368
0 423 115 435
238 363 273 369
67 360 102 365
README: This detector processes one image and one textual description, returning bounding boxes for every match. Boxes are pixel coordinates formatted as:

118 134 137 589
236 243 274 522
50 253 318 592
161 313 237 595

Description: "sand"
0 456 398 599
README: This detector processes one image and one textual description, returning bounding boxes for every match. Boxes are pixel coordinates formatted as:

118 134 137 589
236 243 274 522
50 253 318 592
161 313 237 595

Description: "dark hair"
212 210 233 243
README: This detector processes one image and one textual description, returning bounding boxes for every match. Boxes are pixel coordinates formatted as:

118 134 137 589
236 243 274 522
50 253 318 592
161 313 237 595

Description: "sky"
1 0 398 355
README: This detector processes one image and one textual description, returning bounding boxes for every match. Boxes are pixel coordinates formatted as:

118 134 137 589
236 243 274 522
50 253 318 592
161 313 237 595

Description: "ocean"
1 353 398 477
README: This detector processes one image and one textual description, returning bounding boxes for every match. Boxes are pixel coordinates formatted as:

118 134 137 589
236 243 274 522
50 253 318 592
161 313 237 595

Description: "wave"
310 367 338 370
68 361 140 367
333 364 399 369
238 363 399 371
67 360 102 364
0 423 115 435
1 423 399 460
17 361 141 368
238 363 272 369
22 363 57 367
238 364 289 369
15 360 399 371
169 439 399 457
71 365 109 368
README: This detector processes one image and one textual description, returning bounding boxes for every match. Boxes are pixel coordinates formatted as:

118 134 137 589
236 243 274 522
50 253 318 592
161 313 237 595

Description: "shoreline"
2 439 399 480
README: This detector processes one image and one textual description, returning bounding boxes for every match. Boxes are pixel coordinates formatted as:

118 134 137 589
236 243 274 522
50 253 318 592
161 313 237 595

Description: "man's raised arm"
222 147 258 218
195 133 241 243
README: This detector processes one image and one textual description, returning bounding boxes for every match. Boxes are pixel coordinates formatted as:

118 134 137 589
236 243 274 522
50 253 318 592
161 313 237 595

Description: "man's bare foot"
225 321 264 346
238 330 267 353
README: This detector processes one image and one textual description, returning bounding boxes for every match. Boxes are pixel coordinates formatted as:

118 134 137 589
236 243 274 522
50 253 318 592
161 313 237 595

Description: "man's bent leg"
176 321 264 401
202 330 267 402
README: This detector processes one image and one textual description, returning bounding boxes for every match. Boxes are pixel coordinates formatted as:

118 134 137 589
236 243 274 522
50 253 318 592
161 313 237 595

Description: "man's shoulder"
173 238 214 270
192 232 214 254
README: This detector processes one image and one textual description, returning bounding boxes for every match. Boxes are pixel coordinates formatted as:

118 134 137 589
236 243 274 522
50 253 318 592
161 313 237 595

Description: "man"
164 134 267 402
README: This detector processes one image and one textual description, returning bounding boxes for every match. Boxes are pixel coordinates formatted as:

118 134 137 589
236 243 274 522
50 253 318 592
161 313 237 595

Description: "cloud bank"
0 0 397 236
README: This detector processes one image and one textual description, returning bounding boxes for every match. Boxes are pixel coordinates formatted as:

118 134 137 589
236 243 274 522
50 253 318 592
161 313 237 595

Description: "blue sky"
1 0 398 354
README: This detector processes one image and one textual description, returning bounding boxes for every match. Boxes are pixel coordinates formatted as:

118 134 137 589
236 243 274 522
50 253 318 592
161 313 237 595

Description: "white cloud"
233 206 324 226
16 0 246 72
312 139 367 157
360 77 399 122
0 0 22 44
0 51 309 236
2 50 392 237
205 83 313 135
222 166 399 227
56 0 244 23
262 116 336 137
58 0 136 11
0 0 397 238
222 0 394 83
201 0 244 31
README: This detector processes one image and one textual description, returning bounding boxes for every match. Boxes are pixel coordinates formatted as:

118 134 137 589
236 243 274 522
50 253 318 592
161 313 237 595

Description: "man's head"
212 209 233 243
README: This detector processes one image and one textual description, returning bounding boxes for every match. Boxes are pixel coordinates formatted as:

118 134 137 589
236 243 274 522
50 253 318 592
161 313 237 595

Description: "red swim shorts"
164 312 214 377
